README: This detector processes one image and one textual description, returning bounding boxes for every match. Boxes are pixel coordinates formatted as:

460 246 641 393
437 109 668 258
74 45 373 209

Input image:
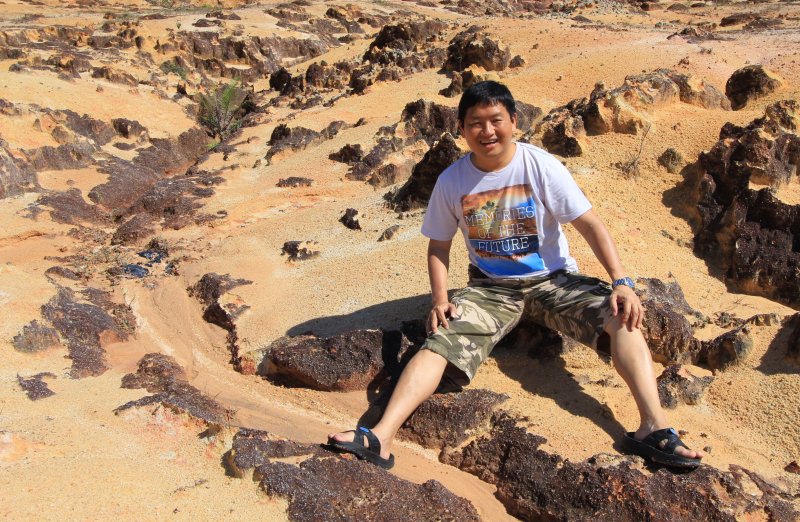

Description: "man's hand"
610 285 643 331
428 302 458 334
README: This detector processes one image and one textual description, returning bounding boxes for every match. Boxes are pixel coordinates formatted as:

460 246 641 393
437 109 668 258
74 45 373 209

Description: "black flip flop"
325 426 395 470
622 428 702 469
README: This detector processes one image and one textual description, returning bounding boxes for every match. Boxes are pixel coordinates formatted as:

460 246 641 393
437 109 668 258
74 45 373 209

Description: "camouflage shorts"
424 267 613 386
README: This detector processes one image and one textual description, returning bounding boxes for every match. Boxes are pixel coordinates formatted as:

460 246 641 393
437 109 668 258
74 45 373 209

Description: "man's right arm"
427 239 456 334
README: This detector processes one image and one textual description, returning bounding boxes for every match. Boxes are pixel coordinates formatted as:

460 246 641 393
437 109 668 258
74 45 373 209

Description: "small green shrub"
197 79 249 141
159 60 187 81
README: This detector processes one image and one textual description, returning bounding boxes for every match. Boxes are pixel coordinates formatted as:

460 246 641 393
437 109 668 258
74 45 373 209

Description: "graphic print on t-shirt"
462 184 543 276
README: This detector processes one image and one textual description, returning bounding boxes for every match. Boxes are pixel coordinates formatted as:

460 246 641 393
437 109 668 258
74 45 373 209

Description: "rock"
347 136 403 182
339 208 361 230
117 353 233 429
656 365 714 407
262 330 386 391
16 373 57 401
744 18 783 31
782 313 800 362
443 412 799 521
41 287 126 378
378 224 400 241
720 12 758 26
387 133 463 211
276 177 313 187
111 118 147 139
509 55 526 68
91 66 137 86
45 266 83 281
515 100 543 133
0 140 36 198
280 240 319 261
685 101 800 306
368 163 404 188
225 428 326 479
442 26 511 73
699 325 753 370
400 389 508 451
12 320 61 353
534 108 587 156
786 461 800 474
259 456 480 521
658 147 683 173
328 144 363 164
265 121 347 164
725 65 783 110
111 212 155 245
397 99 458 146
24 141 96 171
188 273 252 372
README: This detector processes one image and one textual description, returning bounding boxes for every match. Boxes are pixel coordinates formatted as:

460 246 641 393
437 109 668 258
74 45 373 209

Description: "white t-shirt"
421 142 591 279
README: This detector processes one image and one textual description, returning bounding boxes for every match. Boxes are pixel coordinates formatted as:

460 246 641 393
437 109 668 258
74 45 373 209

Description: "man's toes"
327 430 355 443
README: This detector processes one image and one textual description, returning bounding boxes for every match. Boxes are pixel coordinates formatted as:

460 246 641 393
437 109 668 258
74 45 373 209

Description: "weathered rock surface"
276 176 313 187
400 389 509 451
17 372 56 400
387 133 464 211
443 412 799 521
785 313 800 362
265 121 347 164
339 208 361 230
685 101 800 306
532 70 729 156
12 320 61 353
225 428 326 478
441 26 511 73
726 65 783 110
117 353 232 428
262 330 386 391
657 365 714 408
41 287 126 378
0 139 36 198
260 456 481 522
188 273 252 372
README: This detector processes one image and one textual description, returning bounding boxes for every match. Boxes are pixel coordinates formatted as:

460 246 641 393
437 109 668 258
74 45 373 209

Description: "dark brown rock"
280 240 319 261
111 118 147 139
37 188 109 225
509 54 526 68
265 121 347 164
262 330 386 391
0 139 36 198
117 353 232 428
658 147 683 173
400 389 508 451
744 18 783 31
699 325 753 370
363 20 447 62
110 212 155 245
339 208 361 230
41 287 125 378
726 65 783 110
443 412 798 521
397 99 458 146
91 66 137 86
259 457 480 522
17 373 57 401
347 136 403 182
785 313 800 362
224 428 326 478
329 143 363 164
685 101 800 306
656 365 714 408
442 26 511 73
12 320 61 353
387 133 463 211
24 141 96 171
45 266 83 281
720 12 758 26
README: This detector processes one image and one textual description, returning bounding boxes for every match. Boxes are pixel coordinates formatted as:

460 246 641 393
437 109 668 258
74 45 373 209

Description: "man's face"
458 101 517 171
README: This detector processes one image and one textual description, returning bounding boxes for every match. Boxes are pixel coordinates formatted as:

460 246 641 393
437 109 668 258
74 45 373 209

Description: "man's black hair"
457 80 516 123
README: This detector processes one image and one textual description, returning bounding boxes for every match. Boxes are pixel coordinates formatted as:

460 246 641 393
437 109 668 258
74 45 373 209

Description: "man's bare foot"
327 427 393 460
633 426 704 460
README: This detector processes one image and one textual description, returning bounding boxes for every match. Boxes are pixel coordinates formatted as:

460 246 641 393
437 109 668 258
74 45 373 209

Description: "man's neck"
469 142 517 173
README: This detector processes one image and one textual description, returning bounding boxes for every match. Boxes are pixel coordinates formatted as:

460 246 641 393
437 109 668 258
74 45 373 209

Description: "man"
327 81 703 470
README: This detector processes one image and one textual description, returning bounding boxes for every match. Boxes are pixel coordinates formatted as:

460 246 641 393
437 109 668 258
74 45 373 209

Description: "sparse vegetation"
617 123 651 178
197 78 249 141
159 60 188 81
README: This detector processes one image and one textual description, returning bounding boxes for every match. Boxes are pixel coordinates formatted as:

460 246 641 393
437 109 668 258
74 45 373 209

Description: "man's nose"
479 121 493 134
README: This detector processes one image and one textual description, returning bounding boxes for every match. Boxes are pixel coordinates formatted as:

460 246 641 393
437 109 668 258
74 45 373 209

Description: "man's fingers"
610 295 619 316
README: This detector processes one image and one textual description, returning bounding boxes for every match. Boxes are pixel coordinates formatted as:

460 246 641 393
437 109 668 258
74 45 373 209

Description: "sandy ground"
1 0 799 519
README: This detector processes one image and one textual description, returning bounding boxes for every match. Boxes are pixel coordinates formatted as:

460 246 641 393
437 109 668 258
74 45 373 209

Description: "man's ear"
510 113 518 130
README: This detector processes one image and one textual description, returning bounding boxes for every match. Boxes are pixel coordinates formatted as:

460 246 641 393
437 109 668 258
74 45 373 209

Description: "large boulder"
726 65 783 110
685 101 800 306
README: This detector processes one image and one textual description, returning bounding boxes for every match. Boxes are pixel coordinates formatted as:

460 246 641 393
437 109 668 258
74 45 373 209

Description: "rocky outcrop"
387 133 463 211
400 389 509 451
41 287 127 378
117 353 233 429
188 273 252 372
1 140 36 198
339 208 361 230
225 428 326 479
684 101 800 306
441 26 511 73
785 313 800 362
280 240 319 261
259 453 481 521
532 70 729 156
261 330 387 391
726 65 783 110
443 412 798 521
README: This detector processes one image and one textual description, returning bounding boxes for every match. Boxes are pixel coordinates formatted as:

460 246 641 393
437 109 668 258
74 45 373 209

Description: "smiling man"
327 81 703 470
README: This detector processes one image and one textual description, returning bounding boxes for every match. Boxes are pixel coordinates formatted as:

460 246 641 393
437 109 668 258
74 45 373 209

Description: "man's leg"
605 318 704 460
328 349 448 459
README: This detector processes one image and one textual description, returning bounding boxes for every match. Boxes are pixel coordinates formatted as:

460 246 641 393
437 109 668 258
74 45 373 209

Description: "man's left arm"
570 209 643 331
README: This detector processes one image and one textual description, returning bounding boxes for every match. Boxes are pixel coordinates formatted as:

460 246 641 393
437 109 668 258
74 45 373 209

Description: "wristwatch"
612 276 635 290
